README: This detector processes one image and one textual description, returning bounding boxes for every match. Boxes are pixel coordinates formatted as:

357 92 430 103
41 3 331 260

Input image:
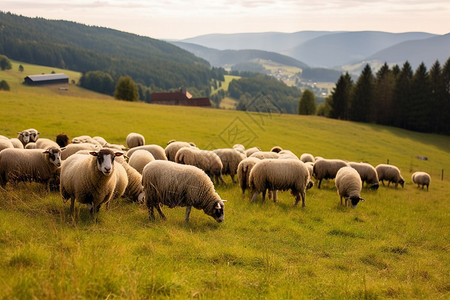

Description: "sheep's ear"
221 200 227 202
360 197 366 202
60 147 66 151
42 149 50 154
114 152 124 157
89 151 99 157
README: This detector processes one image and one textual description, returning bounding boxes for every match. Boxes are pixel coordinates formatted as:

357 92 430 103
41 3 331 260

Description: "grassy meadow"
0 79 449 299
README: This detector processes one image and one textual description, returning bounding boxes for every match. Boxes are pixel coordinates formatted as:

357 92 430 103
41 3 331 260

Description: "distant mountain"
366 33 450 68
171 41 309 69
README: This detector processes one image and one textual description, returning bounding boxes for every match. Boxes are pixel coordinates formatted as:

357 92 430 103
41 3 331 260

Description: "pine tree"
392 61 413 129
330 72 353 120
407 63 431 132
429 61 444 132
350 64 374 122
374 63 396 125
441 58 450 134
298 89 316 115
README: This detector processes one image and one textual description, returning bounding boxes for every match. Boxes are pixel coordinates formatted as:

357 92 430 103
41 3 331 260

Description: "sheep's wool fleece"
335 167 362 198
143 160 221 213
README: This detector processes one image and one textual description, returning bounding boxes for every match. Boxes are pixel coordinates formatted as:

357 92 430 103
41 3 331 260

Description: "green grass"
0 80 449 299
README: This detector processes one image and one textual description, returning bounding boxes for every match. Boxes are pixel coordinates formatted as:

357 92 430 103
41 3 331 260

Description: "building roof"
25 73 69 82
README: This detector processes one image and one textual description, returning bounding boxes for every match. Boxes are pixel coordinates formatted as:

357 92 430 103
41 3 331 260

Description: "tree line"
320 58 450 135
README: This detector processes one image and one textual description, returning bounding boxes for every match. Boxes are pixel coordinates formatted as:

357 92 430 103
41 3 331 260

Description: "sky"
2 0 450 40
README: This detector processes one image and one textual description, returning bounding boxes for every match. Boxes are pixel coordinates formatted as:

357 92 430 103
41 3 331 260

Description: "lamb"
348 162 379 190
250 151 280 160
375 164 405 188
313 158 349 188
300 153 315 163
128 149 155 174
60 149 124 219
335 166 365 208
213 148 246 183
249 159 312 207
126 145 167 160
142 160 226 223
0 147 61 190
126 132 145 149
61 143 100 160
165 141 196 161
175 147 225 184
237 157 260 196
411 171 431 191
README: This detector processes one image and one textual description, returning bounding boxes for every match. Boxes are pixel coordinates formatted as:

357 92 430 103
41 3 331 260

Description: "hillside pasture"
0 90 449 299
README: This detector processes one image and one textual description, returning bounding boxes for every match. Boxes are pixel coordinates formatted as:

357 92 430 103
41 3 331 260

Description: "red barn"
151 87 211 107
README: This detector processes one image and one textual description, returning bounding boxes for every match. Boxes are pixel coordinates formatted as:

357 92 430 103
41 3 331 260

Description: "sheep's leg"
250 192 259 203
70 197 75 215
318 179 322 189
185 206 192 223
148 205 155 221
155 203 166 220
293 193 300 206
231 174 236 184
340 196 344 206
273 190 278 202
262 190 266 202
219 174 226 185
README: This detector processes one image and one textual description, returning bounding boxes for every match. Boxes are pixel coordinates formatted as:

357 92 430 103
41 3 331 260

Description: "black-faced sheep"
237 157 260 197
60 149 123 220
411 171 431 191
126 132 145 149
249 159 312 207
128 149 155 174
142 160 226 223
164 141 196 161
348 162 379 190
313 158 349 188
213 148 246 183
375 164 405 188
126 145 167 160
335 166 365 208
0 147 61 190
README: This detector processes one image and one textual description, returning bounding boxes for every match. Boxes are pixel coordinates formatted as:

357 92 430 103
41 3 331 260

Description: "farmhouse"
23 73 69 86
151 87 211 107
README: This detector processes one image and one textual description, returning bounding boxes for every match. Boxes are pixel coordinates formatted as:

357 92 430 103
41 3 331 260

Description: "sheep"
335 166 365 208
278 150 299 160
9 138 24 149
249 159 312 207
304 162 314 177
213 148 246 183
61 143 100 160
0 147 61 190
112 155 145 203
56 133 70 148
313 158 349 188
126 132 145 149
0 139 14 151
237 157 260 196
165 141 196 161
375 164 405 188
250 151 280 160
60 149 124 219
411 171 431 191
17 128 39 146
300 153 315 163
25 142 36 149
233 144 245 154
348 162 379 190
126 145 167 160
35 138 60 149
92 136 108 147
142 160 226 223
175 147 225 185
270 146 283 153
128 149 155 174
71 135 103 146
245 146 261 157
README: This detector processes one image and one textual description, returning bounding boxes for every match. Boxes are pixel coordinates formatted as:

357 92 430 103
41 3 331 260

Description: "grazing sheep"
278 150 299 160
237 157 260 196
61 143 100 160
245 147 261 157
335 166 365 208
60 149 124 219
0 147 61 190
411 171 431 191
56 133 70 148
128 149 155 174
175 147 225 185
270 146 283 153
35 138 60 149
348 162 379 190
126 132 146 149
0 139 14 151
250 151 280 160
375 164 405 188
142 160 226 223
165 141 196 161
300 153 315 163
313 158 349 188
213 148 246 183
126 145 167 160
17 128 39 146
249 159 312 207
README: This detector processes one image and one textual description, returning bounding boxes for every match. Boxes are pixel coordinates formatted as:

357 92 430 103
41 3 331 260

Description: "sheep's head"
18 131 31 144
90 149 124 176
208 200 226 223
43 147 62 167
350 196 365 209
399 178 405 188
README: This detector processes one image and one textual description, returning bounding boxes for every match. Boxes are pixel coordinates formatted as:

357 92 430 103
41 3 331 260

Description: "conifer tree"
408 63 431 132
392 61 413 129
429 61 445 132
441 57 450 134
350 64 374 122
330 72 353 120
374 63 396 125
298 89 316 115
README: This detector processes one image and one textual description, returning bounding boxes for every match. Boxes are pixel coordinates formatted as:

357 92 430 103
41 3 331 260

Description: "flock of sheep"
0 129 432 223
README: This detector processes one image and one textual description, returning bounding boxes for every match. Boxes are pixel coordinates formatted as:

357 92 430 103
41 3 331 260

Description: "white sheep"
411 171 431 191
250 151 280 160
375 164 405 188
164 141 196 161
237 157 260 196
71 135 101 146
249 159 312 207
213 148 246 183
35 138 60 149
61 143 100 160
278 150 299 160
335 166 365 208
349 162 380 190
112 161 128 201
300 153 315 163
0 147 61 190
245 146 261 157
142 160 226 223
175 147 225 184
313 158 349 188
128 149 155 174
233 144 245 154
9 138 24 149
126 132 146 149
115 155 145 203
0 138 14 151
126 145 167 160
304 161 314 177
60 149 124 219
17 128 39 146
